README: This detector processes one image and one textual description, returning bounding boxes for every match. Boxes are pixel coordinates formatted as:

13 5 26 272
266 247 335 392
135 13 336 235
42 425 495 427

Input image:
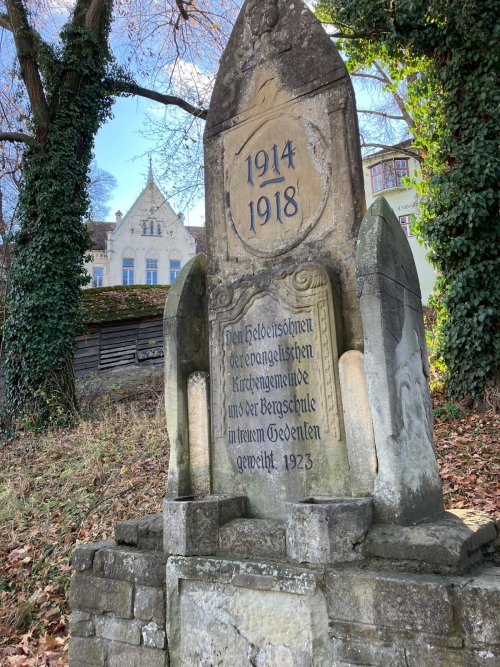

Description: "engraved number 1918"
249 186 299 233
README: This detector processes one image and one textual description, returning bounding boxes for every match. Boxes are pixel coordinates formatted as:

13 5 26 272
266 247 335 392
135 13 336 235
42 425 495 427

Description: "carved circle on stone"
227 115 331 257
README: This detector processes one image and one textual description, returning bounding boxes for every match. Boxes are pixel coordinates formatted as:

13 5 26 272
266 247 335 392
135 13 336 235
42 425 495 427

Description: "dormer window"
142 223 147 235
157 224 161 236
370 158 409 194
150 221 154 235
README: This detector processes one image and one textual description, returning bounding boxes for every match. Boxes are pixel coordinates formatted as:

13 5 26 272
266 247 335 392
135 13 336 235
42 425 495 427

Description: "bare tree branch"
0 12 12 30
362 142 422 162
373 61 415 128
358 109 408 121
351 71 386 83
110 81 208 120
0 131 35 146
175 0 189 21
5 0 50 137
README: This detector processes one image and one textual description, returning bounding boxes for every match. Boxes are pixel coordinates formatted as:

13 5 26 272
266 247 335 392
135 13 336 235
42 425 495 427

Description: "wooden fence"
74 315 164 378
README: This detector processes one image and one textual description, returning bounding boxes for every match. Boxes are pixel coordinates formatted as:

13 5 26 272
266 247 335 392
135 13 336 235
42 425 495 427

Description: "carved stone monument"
68 1 500 665
204 0 366 521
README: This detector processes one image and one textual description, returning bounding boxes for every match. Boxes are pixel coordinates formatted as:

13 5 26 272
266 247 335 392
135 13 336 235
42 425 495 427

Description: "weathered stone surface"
217 494 248 527
163 496 218 556
219 518 286 560
166 555 328 667
166 556 317 597
338 350 377 496
458 569 500 648
285 498 372 564
356 197 444 525
177 582 330 667
93 547 167 587
163 494 247 556
94 616 142 645
405 645 500 667
114 514 163 550
331 638 406 667
69 574 133 618
366 509 498 569
106 642 168 667
68 637 104 666
134 585 165 624
164 252 208 498
210 264 350 519
142 622 167 649
69 611 94 638
71 541 115 572
325 567 455 636
187 372 211 495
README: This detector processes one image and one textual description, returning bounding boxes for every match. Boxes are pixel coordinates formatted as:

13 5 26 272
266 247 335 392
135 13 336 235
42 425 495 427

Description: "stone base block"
164 555 500 667
163 494 247 556
285 497 373 564
366 509 498 573
114 514 163 551
219 518 286 560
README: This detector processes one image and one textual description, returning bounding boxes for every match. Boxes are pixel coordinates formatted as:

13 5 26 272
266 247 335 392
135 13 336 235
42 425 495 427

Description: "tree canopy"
318 0 500 402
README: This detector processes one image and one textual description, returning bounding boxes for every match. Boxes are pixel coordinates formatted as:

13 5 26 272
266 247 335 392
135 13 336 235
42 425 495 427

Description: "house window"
399 214 413 237
170 260 181 285
93 267 104 288
123 259 134 285
142 223 147 235
150 221 154 235
146 259 158 285
157 224 161 235
370 158 409 194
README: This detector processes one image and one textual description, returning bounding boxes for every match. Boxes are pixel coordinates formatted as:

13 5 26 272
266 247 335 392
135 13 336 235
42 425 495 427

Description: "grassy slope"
0 383 168 666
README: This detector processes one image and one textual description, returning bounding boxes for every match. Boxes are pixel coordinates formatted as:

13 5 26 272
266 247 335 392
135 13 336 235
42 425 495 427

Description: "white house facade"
84 169 206 288
362 142 437 304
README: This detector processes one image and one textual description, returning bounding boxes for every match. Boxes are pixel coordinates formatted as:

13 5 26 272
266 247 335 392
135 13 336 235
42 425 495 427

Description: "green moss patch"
81 285 170 323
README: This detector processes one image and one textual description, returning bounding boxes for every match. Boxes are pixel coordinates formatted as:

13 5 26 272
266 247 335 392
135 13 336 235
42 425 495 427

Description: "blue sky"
93 96 206 227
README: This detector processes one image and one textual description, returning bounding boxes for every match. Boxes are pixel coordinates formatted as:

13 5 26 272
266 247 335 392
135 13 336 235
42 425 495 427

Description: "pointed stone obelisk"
204 0 365 518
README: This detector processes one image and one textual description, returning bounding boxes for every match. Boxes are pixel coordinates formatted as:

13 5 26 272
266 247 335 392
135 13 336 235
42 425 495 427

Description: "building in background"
362 141 437 303
84 167 206 288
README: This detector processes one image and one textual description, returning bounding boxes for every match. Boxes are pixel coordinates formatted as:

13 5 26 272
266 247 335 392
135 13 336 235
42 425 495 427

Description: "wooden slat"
99 358 136 370
101 322 138 334
138 327 163 338
100 344 136 357
74 358 99 371
74 346 100 359
138 318 163 330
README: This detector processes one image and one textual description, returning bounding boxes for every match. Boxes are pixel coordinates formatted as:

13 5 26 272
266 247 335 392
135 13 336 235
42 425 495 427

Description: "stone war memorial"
69 1 500 666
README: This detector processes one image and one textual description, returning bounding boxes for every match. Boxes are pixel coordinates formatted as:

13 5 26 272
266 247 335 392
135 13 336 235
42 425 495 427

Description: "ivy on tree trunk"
2 3 114 427
317 0 500 401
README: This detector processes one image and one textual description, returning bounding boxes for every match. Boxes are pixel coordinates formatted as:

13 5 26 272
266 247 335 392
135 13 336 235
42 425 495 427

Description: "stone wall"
69 516 168 667
69 512 500 667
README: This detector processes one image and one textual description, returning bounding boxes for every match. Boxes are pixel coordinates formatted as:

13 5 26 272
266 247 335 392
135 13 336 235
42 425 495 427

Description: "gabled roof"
363 139 416 161
85 221 116 251
186 226 207 254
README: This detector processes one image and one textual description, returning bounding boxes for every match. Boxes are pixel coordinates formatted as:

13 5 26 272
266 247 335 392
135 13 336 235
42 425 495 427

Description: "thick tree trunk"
2 2 113 428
